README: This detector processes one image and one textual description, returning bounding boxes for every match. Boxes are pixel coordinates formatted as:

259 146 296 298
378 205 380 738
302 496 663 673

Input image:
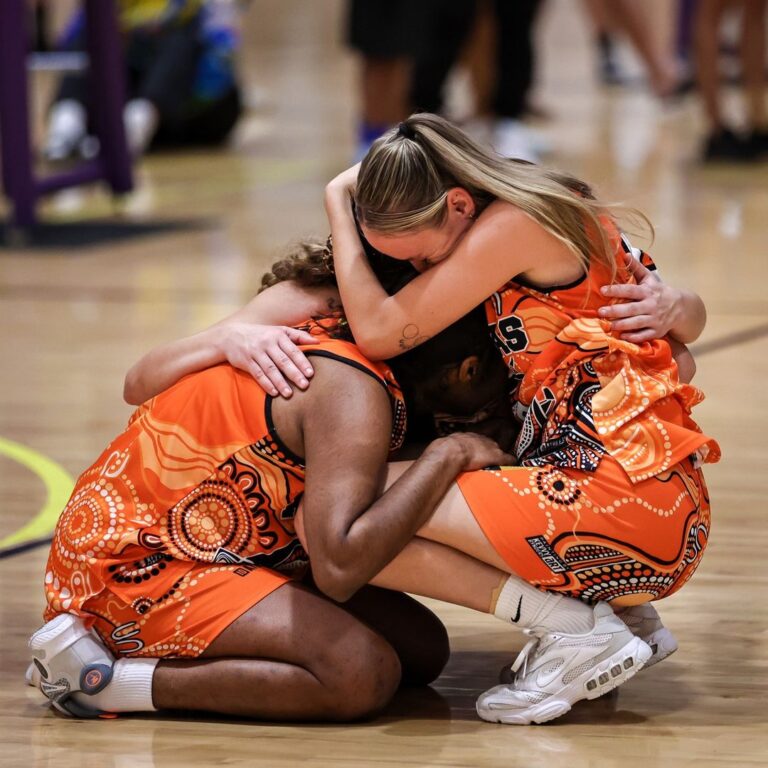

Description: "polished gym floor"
1 1 766 766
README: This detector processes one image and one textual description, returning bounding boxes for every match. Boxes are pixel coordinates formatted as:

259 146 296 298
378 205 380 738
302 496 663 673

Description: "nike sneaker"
615 603 678 670
477 602 651 725
28 613 115 718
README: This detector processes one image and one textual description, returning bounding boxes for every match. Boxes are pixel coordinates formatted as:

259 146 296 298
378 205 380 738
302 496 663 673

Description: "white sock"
493 574 595 634
72 658 158 713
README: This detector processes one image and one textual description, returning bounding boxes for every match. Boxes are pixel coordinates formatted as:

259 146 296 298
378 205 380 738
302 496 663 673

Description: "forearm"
123 282 334 405
668 288 706 344
314 439 468 600
324 188 397 359
124 325 227 404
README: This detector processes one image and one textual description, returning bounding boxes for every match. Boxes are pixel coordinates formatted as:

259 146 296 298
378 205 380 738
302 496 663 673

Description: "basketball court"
1 2 766 765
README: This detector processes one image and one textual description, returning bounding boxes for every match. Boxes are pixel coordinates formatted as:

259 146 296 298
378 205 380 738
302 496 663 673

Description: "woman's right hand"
217 322 319 397
437 432 516 472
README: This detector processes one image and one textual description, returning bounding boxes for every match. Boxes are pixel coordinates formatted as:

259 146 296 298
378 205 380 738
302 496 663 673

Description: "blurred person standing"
694 0 768 160
410 0 546 162
44 0 243 161
582 0 684 97
347 0 429 160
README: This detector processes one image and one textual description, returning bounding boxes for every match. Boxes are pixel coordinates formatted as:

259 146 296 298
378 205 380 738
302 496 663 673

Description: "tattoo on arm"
398 324 431 351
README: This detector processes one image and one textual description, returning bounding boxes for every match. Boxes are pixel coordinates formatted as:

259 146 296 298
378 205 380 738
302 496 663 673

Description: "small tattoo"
326 297 341 311
398 324 430 350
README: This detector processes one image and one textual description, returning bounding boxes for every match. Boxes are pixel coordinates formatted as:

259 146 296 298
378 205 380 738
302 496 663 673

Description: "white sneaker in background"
124 98 159 157
43 99 87 161
491 118 541 163
461 116 493 149
477 602 651 725
615 603 678 670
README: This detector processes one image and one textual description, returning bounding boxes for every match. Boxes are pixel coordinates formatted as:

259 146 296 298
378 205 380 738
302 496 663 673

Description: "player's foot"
702 128 759 162
43 99 87 162
28 613 115 718
615 603 678 670
477 602 651 725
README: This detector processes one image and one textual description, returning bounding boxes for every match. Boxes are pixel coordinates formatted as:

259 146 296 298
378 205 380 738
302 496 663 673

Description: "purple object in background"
0 0 133 230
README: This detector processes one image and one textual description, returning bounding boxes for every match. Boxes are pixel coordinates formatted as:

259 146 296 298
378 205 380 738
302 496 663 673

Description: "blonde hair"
355 113 652 279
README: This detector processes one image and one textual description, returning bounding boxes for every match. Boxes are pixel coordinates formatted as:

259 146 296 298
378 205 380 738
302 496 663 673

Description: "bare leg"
371 537 508 613
361 57 411 126
384 462 512 573
341 585 451 686
695 0 729 130
741 0 768 129
601 0 679 96
152 582 401 721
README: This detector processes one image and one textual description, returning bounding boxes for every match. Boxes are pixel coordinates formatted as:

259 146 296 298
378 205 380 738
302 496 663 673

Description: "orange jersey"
485 219 720 483
44 326 406 623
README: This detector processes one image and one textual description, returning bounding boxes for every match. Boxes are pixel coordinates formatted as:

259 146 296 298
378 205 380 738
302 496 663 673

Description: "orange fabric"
44 325 404 657
84 562 289 658
457 456 710 603
485 219 720 483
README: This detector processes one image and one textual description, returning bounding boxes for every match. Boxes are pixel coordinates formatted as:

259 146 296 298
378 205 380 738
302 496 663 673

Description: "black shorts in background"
347 0 427 58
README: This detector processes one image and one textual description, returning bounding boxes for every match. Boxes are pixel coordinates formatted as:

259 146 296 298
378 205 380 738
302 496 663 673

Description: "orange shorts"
457 456 710 604
81 560 294 658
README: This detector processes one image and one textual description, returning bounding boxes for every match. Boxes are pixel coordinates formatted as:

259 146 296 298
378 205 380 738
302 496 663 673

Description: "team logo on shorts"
526 536 569 574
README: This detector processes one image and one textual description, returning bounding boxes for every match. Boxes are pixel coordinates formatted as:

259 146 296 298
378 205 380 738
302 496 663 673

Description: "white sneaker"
28 613 115 718
477 602 651 725
123 98 159 156
492 118 540 163
43 99 87 162
615 603 678 670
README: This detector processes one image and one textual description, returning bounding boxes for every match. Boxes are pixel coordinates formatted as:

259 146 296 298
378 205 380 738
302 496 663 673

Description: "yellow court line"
0 436 74 550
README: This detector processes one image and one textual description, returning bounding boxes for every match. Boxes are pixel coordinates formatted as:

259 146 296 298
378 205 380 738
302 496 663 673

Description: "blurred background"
1 1 767 764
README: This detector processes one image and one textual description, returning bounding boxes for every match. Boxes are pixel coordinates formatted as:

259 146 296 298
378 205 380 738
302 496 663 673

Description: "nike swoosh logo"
535 648 586 688
511 596 523 623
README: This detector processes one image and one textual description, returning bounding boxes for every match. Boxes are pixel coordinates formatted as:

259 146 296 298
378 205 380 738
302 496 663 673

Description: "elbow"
679 354 696 384
312 562 363 603
353 330 395 362
123 369 145 406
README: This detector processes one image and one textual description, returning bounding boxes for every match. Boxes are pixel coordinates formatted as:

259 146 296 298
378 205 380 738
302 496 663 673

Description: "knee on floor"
321 631 402 721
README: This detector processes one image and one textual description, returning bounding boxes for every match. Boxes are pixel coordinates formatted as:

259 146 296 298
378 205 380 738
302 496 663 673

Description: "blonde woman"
319 113 718 720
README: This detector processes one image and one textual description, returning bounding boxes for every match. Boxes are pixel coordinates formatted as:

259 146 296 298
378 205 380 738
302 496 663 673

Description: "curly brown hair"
258 239 337 293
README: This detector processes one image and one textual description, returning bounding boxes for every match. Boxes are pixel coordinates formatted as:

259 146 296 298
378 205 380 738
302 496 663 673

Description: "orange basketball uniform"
457 222 720 604
44 327 406 658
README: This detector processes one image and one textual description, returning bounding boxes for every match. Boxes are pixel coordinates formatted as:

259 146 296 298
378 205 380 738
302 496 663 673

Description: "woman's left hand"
598 257 681 343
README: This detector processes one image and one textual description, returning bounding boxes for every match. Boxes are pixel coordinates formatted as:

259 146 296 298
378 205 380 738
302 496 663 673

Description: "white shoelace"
510 629 541 680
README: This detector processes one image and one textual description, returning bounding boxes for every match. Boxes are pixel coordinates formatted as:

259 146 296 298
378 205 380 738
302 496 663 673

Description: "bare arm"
669 338 696 383
325 188 559 360
299 357 512 602
124 281 340 404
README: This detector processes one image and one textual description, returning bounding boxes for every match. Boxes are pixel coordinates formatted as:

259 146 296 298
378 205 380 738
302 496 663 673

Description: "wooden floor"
2 1 767 765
